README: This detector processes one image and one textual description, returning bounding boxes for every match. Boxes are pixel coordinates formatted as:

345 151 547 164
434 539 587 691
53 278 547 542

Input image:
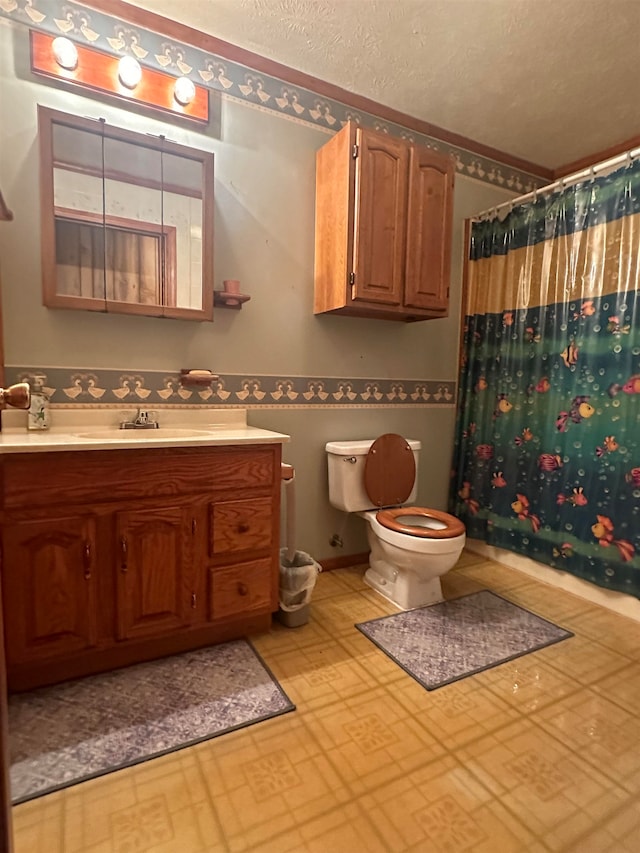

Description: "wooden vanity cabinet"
0 443 281 691
314 121 455 321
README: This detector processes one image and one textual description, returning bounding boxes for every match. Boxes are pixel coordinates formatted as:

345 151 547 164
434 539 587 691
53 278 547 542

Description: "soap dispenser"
27 378 51 430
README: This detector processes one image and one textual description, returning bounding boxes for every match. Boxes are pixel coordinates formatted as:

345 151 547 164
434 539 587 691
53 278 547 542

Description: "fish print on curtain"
451 161 640 598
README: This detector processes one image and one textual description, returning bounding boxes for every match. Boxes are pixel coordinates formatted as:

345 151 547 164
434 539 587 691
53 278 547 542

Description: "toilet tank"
325 438 421 512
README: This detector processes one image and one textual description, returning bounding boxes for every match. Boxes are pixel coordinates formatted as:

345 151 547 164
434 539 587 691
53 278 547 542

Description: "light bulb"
52 37 78 71
173 76 196 106
118 55 142 89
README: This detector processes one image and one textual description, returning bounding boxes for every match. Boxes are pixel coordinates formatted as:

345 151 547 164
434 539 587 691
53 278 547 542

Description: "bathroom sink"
72 427 215 440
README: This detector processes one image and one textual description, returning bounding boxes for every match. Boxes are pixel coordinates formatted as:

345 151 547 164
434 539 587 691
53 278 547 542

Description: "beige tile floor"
11 548 640 852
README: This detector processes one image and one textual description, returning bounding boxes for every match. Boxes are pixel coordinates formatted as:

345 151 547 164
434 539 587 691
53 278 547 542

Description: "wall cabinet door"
314 121 454 321
2 515 97 665
352 131 408 306
404 144 454 313
115 505 191 641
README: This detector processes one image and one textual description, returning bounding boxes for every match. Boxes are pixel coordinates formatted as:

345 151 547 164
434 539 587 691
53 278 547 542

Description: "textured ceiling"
133 0 640 171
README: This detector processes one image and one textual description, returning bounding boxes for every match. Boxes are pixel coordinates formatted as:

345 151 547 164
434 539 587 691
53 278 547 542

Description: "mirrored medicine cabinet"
38 106 215 321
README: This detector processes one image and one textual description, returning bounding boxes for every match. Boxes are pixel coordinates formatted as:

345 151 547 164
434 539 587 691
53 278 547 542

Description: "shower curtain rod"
472 143 640 222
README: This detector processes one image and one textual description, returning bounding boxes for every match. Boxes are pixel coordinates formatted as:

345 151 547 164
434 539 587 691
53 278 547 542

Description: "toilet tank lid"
325 438 421 455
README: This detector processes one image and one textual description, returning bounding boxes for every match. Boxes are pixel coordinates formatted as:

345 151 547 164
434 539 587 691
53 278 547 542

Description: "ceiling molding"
79 0 553 181
554 132 640 180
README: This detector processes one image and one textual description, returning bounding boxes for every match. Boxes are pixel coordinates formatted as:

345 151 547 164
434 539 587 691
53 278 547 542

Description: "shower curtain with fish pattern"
450 160 640 598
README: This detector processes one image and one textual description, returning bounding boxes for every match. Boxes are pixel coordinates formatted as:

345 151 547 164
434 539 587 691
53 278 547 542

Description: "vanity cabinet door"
2 515 98 665
115 505 191 641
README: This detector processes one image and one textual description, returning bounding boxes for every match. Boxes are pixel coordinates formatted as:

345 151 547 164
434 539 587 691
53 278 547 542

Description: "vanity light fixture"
118 55 142 90
51 36 78 71
173 76 196 107
31 31 210 124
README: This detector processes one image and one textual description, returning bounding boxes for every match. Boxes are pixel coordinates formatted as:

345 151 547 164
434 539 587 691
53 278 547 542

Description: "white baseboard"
466 539 640 623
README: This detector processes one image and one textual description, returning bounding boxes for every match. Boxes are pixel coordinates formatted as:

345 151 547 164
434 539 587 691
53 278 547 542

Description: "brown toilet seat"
376 506 465 540
364 433 416 507
364 434 464 540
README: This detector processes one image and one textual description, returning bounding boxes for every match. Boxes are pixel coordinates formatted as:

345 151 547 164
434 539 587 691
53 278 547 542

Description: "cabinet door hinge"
191 592 197 609
349 271 356 298
352 143 358 159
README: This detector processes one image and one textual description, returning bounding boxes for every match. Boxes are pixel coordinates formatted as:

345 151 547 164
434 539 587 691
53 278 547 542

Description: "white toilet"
326 433 466 609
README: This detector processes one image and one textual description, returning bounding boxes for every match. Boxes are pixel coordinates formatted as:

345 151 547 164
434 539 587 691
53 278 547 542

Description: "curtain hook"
626 151 632 169
532 188 538 203
590 166 596 182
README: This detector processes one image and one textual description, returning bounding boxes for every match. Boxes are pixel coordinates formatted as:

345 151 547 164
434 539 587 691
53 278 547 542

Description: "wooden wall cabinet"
314 121 455 321
0 443 281 691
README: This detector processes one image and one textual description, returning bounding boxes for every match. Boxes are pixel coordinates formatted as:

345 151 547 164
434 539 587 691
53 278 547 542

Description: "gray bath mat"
9 639 294 803
356 589 572 690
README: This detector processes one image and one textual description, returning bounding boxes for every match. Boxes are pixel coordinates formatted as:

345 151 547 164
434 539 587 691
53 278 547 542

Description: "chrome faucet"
120 408 160 430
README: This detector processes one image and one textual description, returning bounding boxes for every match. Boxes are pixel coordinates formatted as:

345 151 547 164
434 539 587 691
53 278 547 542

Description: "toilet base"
364 564 444 611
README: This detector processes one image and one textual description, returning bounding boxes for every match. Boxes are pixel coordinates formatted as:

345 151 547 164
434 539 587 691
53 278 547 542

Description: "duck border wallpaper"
2 368 456 409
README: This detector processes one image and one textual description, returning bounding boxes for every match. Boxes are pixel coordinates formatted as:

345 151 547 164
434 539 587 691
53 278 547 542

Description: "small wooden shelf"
214 291 251 309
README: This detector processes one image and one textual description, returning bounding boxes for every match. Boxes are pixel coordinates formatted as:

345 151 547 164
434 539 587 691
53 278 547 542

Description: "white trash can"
277 548 320 627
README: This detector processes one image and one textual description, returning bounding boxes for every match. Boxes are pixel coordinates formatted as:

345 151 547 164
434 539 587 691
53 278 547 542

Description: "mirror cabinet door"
102 135 165 315
51 121 107 309
39 106 214 321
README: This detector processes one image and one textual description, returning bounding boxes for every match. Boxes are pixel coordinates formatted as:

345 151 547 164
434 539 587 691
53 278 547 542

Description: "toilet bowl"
326 433 465 609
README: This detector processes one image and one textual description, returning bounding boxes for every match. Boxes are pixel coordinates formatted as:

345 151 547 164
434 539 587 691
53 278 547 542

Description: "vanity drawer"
209 558 272 619
1 445 278 509
210 497 273 555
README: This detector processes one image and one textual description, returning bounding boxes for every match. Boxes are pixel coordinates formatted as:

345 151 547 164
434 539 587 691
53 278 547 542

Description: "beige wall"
0 24 515 560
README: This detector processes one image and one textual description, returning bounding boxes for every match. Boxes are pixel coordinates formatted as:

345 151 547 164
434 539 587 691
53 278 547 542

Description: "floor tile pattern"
10 549 640 852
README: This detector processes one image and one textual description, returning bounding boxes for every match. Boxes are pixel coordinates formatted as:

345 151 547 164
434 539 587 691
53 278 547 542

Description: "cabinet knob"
237 582 249 596
237 523 250 534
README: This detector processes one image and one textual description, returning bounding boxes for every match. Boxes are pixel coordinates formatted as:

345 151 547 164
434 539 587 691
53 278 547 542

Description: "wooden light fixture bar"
30 30 209 124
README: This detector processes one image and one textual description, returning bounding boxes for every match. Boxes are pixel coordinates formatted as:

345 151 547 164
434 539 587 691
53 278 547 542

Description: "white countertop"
0 408 289 453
